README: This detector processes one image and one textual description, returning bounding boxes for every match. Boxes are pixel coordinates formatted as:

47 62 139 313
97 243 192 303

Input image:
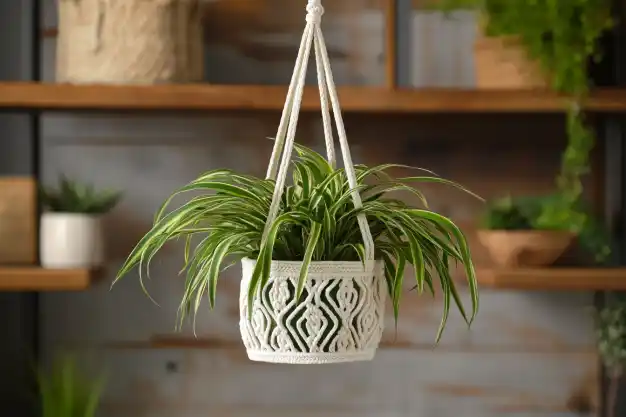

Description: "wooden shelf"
0 267 97 291
477 267 626 291
0 82 626 113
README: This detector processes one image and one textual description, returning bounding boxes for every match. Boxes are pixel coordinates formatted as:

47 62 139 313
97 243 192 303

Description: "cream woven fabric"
240 259 386 364
56 0 203 84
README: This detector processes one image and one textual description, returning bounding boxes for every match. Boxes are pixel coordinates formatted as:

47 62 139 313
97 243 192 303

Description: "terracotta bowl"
476 230 575 267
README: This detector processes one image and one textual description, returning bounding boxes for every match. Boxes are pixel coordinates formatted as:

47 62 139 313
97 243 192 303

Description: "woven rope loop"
306 0 324 24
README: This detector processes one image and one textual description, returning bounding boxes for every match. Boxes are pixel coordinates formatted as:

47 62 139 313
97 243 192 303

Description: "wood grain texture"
0 177 36 264
65 348 597 417
477 268 626 290
2 82 626 112
0 267 95 290
385 0 397 88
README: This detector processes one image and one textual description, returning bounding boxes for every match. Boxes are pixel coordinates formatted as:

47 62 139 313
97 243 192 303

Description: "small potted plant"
38 354 105 417
114 144 481 364
478 193 610 267
40 176 122 269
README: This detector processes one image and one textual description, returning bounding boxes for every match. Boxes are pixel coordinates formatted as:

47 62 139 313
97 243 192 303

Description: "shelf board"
0 267 97 291
0 82 625 113
477 267 626 291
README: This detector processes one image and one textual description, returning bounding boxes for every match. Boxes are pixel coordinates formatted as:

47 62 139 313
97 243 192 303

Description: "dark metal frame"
595 0 626 415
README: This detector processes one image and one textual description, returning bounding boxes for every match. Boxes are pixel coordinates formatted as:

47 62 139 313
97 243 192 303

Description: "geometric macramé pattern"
239 259 386 364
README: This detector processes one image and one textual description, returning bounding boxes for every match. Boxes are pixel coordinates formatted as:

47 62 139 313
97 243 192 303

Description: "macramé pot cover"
239 259 386 364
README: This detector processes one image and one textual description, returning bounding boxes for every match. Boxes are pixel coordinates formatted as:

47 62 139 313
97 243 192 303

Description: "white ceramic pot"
239 258 386 364
40 213 104 269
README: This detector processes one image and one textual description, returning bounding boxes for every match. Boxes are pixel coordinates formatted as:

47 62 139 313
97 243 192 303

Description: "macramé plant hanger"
114 0 480 365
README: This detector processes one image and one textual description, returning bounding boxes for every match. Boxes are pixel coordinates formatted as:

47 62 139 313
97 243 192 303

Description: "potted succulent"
114 144 481 363
38 354 105 417
478 193 610 267
40 176 122 269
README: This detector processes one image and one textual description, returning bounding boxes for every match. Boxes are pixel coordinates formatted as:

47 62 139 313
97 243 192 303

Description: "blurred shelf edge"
477 267 626 291
94 335 595 354
0 82 625 113
0 267 99 291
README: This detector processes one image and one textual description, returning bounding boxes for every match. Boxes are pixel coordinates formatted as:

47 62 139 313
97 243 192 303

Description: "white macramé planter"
239 258 386 364
40 213 104 269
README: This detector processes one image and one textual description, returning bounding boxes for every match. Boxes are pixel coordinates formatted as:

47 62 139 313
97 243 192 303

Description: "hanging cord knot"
306 0 324 24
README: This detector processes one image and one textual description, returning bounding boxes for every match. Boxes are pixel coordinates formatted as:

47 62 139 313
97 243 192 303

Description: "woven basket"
56 0 204 84
474 32 547 89
239 258 386 364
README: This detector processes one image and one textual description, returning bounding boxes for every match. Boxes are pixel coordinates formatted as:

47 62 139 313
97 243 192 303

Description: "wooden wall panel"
66 348 597 417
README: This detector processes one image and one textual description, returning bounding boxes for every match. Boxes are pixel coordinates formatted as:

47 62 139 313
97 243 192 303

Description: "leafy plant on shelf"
595 298 626 417
115 144 481 341
482 194 611 263
41 176 122 214
38 354 105 417
433 0 612 94
433 0 612 261
431 0 613 262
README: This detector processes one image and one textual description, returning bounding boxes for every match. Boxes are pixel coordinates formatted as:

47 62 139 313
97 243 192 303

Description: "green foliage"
596 299 626 374
41 176 122 214
482 194 611 263
483 193 588 232
38 355 105 417
115 144 482 342
431 0 613 262
434 0 612 94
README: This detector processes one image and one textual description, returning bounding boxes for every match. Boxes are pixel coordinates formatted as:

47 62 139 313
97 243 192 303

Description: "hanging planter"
114 0 480 364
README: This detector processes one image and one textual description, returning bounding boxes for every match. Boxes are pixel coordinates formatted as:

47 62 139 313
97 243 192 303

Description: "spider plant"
115 144 481 341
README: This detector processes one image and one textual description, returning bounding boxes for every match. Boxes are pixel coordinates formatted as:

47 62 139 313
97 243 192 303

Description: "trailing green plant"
115 144 481 342
37 354 105 417
41 176 122 214
432 0 612 94
430 0 613 262
482 194 611 263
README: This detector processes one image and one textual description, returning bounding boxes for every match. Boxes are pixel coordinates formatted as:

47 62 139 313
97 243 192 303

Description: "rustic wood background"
39 1 600 416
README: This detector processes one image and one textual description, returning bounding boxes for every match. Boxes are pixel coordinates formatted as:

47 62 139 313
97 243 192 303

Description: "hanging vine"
432 0 613 261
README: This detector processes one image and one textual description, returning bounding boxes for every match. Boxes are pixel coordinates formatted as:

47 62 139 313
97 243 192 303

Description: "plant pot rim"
42 211 102 217
246 349 378 364
241 257 384 276
477 229 576 236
